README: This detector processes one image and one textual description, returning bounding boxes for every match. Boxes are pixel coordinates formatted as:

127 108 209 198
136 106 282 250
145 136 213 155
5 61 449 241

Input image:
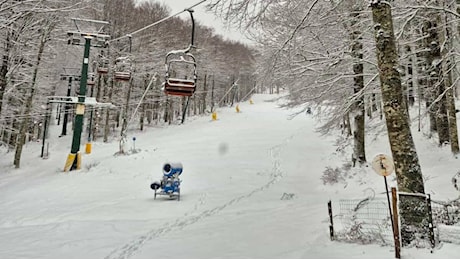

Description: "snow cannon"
150 162 183 201
163 162 183 177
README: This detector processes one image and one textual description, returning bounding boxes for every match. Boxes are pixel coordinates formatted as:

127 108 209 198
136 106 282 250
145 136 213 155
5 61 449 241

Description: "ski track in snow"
104 132 296 259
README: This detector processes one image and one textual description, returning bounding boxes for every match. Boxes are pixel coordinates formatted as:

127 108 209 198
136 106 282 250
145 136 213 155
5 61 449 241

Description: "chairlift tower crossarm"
70 17 110 35
67 18 111 48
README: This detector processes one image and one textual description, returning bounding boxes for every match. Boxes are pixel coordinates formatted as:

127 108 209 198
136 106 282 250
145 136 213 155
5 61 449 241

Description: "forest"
1 0 460 248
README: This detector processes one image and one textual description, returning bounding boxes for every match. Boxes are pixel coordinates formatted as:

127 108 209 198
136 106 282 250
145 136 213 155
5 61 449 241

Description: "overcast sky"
153 0 252 44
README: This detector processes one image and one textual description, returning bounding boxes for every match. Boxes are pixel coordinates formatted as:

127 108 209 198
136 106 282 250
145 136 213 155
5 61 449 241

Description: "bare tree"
347 1 366 166
370 1 427 246
14 15 58 168
439 0 459 154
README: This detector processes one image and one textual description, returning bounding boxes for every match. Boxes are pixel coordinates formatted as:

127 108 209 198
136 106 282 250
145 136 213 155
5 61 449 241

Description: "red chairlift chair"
164 53 197 97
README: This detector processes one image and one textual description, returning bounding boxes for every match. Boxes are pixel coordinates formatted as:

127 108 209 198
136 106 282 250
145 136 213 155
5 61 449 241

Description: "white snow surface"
0 93 459 258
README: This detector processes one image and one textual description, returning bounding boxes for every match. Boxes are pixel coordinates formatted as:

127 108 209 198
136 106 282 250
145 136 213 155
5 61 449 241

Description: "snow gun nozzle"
163 162 183 177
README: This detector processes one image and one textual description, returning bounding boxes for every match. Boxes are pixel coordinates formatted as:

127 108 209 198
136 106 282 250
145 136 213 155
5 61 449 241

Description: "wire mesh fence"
431 201 460 226
334 197 394 245
431 201 460 245
329 195 460 247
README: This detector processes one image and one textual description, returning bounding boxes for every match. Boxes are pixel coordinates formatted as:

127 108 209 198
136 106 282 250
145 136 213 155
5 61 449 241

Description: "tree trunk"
120 78 133 138
0 31 10 117
435 84 450 146
211 75 215 112
342 113 352 137
370 1 427 246
457 0 460 36
350 7 366 165
441 4 459 154
420 20 438 136
92 71 105 141
115 108 120 128
406 46 415 107
366 95 372 118
140 75 149 131
14 28 47 168
164 98 173 125
429 14 450 146
201 73 208 114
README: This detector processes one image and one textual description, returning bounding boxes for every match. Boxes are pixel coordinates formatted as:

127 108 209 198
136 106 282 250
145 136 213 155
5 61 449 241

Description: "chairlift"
87 72 96 86
164 9 197 97
67 32 81 45
115 71 131 81
94 37 109 48
164 53 197 96
114 56 132 81
97 57 109 74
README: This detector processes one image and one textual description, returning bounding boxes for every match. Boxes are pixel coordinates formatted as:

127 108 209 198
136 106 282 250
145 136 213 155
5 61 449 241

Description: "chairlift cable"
121 73 158 138
214 79 239 111
240 84 258 101
108 0 208 43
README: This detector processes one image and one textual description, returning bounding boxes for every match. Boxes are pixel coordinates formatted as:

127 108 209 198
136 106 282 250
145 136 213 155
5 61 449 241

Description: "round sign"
371 154 394 177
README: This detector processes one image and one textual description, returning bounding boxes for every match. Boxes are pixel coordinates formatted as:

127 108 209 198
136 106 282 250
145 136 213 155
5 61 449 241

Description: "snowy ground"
0 93 459 258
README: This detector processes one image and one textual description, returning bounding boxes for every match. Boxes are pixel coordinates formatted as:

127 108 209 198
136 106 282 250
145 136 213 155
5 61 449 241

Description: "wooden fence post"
328 200 334 241
392 187 401 259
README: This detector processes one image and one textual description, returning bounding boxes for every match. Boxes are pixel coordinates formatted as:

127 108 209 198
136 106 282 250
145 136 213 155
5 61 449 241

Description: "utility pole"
64 37 91 172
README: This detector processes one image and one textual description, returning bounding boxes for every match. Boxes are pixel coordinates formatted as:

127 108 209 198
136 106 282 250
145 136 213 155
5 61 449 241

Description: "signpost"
371 153 400 259
371 153 395 228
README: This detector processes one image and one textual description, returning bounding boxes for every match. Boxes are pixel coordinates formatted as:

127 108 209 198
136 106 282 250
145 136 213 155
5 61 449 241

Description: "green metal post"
41 100 51 158
88 74 94 142
65 37 91 171
61 76 72 136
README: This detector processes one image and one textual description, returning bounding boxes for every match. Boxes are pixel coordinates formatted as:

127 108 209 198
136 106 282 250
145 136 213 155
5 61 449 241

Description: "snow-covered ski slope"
0 93 458 258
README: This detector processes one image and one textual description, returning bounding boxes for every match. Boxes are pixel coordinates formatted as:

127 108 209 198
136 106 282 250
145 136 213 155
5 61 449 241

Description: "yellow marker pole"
212 112 217 121
236 104 240 113
249 99 253 105
85 143 92 154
